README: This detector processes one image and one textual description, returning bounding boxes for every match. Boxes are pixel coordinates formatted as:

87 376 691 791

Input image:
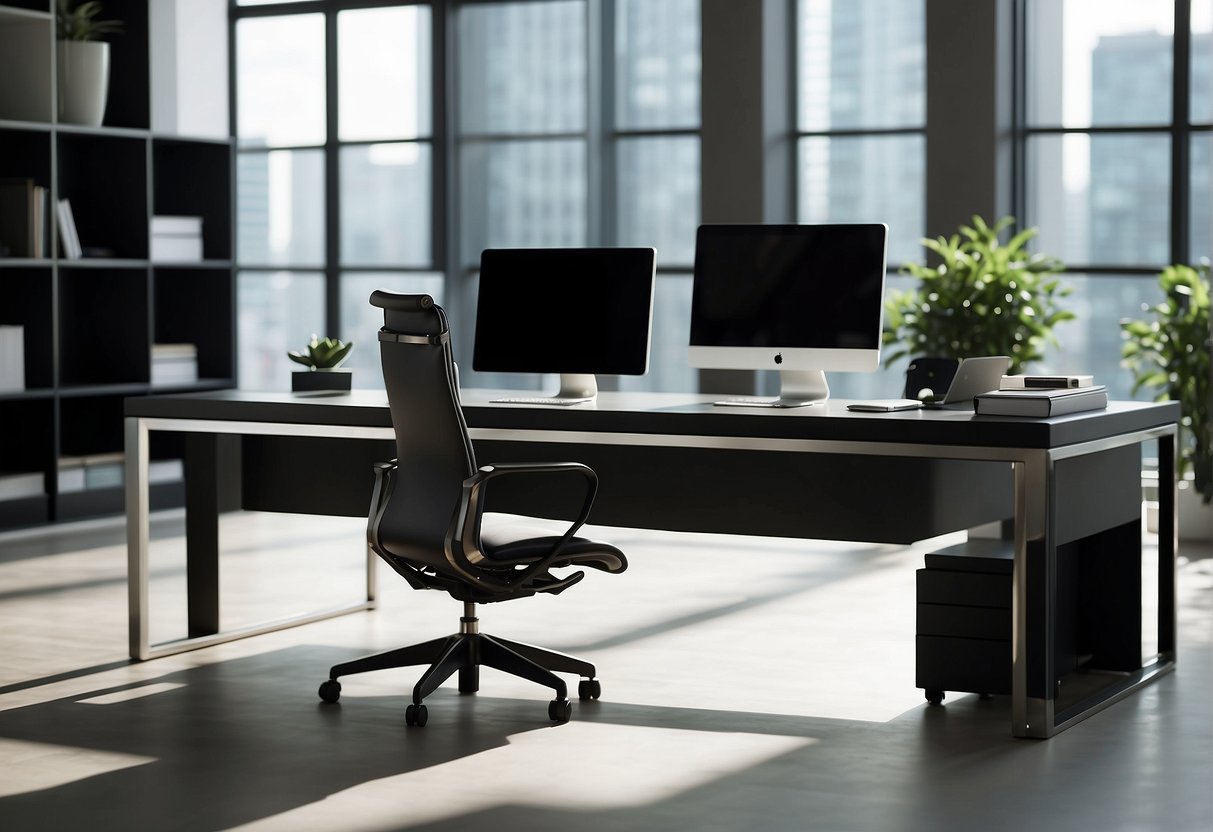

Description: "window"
1022 0 1211 400
795 0 926 399
233 1 700 393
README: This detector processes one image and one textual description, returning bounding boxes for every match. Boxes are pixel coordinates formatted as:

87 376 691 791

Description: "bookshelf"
0 0 233 530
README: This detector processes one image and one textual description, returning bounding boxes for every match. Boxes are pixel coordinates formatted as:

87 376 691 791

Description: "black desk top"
126 389 1179 451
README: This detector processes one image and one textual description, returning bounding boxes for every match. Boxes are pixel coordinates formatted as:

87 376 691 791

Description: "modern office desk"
125 389 1179 739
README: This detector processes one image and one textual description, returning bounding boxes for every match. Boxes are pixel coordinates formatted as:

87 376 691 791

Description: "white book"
148 458 184 484
151 215 203 236
0 325 24 392
0 471 44 500
85 462 124 490
150 234 203 262
57 457 86 493
999 373 1095 390
57 198 82 259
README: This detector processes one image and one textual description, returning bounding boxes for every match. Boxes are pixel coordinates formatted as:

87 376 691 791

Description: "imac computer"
472 246 657 405
688 223 888 407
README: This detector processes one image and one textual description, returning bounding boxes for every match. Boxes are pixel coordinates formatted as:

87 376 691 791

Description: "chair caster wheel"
318 680 341 703
406 703 428 726
925 689 945 705
548 698 572 723
577 679 601 700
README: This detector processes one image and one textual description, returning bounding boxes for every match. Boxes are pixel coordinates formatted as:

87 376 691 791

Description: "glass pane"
338 6 432 141
1027 133 1170 267
798 134 924 266
340 143 432 267
237 271 325 391
1027 0 1174 127
797 0 925 131
236 14 326 147
339 272 445 387
618 274 697 393
1195 3 1213 122
615 0 700 130
237 149 325 267
458 1 586 134
459 139 587 266
617 137 699 265
1194 132 1211 264
1037 274 1164 402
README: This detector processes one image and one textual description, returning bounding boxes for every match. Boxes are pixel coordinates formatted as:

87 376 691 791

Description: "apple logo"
774 352 783 365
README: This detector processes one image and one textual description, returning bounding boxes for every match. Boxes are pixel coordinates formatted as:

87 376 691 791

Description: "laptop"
909 355 1010 408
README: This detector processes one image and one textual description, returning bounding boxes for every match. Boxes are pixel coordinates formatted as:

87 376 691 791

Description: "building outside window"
795 0 926 399
232 0 700 393
1022 0 1211 401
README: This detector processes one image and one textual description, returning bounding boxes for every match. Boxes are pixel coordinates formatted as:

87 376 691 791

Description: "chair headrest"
370 291 435 313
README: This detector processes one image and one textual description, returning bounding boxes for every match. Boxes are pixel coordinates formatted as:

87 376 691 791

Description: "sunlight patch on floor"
0 738 156 798
228 722 814 831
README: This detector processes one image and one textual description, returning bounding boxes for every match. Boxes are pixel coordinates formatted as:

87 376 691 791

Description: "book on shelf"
0 325 25 392
999 373 1095 390
0 471 44 501
57 198 82 260
151 343 199 385
974 385 1108 417
150 215 203 262
0 178 49 258
58 452 125 492
148 458 184 484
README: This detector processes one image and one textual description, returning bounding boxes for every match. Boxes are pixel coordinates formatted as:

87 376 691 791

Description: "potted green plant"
56 0 123 126
1121 263 1211 529
288 335 354 393
883 215 1072 385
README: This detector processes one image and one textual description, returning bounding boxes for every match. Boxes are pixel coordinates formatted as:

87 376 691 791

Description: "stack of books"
58 453 125 493
150 215 203 262
151 343 199 386
0 325 24 392
0 178 49 257
974 374 1108 417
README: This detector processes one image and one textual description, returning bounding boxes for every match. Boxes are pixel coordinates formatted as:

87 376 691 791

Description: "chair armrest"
446 461 599 593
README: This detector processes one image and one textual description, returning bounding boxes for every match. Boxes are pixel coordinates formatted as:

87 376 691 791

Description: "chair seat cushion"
480 512 627 573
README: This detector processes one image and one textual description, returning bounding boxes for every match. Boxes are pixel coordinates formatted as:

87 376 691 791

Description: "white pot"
58 40 110 126
1144 476 1213 541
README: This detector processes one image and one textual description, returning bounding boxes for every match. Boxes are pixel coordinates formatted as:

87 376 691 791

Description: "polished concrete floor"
0 510 1210 832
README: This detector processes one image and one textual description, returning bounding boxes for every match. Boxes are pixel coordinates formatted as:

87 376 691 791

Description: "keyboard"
491 396 593 406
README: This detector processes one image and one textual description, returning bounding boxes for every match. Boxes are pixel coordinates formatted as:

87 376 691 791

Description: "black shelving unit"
0 0 234 530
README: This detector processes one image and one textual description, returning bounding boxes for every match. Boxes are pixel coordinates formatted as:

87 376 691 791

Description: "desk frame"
125 410 1178 740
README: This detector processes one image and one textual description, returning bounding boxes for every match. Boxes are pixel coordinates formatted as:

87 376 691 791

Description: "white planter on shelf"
57 40 110 126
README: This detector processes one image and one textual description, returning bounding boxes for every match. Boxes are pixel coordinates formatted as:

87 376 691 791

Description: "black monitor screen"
472 247 656 376
689 224 887 351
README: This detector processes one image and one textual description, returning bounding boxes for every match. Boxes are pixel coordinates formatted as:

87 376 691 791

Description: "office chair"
318 291 628 726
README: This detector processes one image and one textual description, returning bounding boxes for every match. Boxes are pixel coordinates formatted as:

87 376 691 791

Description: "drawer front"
916 602 1010 641
916 568 1010 608
915 635 1011 695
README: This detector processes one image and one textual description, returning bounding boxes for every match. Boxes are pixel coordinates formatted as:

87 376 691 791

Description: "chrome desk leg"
125 416 151 660
1012 450 1052 738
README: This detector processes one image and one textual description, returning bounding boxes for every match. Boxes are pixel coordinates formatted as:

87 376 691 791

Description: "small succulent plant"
56 0 124 41
288 335 353 371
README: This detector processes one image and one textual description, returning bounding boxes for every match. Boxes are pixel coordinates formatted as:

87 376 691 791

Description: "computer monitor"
472 246 657 405
688 223 888 407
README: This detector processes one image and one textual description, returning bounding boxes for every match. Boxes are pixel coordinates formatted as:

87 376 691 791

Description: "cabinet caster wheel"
318 679 341 703
577 679 601 700
925 689 945 705
405 703 428 727
548 698 572 723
